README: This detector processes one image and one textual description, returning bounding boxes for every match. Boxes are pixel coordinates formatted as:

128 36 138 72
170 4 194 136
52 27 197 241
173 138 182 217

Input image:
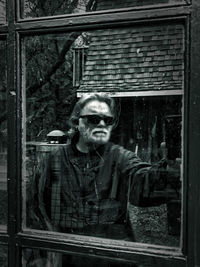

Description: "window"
23 19 184 265
1 0 200 266
23 24 183 248
73 33 89 87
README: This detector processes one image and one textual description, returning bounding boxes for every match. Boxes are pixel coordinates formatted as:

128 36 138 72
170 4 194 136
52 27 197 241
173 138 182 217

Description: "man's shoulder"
106 142 136 157
49 143 73 158
107 142 131 151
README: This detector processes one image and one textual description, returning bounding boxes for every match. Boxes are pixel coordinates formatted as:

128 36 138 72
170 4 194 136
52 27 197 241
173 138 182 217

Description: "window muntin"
21 0 189 19
22 23 184 247
0 39 7 229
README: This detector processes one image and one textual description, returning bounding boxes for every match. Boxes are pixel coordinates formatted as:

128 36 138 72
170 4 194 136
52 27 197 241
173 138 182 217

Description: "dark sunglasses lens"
82 115 114 125
104 117 114 125
87 115 101 125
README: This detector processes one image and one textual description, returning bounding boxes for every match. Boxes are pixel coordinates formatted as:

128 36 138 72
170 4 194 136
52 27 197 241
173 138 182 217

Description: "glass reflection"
0 39 7 227
113 96 182 247
22 0 189 19
23 24 184 247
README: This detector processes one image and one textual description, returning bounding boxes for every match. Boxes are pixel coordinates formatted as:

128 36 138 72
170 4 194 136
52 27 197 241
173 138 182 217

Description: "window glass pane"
0 0 6 24
0 39 7 228
114 96 182 246
23 23 184 247
0 245 7 266
21 0 189 19
22 248 137 267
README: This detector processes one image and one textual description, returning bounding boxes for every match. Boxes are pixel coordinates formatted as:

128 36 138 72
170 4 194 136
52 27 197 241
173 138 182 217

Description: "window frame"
0 0 199 266
19 13 188 266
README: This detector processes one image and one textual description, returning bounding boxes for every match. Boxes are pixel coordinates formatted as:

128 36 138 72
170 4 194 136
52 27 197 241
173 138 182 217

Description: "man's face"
78 100 114 146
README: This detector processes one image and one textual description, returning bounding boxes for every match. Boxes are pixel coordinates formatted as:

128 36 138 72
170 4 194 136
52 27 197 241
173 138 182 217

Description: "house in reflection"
73 19 184 163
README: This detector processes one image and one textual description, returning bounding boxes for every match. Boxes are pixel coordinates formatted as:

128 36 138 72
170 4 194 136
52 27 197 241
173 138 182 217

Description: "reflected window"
21 0 189 19
23 23 184 247
73 33 90 87
0 39 7 228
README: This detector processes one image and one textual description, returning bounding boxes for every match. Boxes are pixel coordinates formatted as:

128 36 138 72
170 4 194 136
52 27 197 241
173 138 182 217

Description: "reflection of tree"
25 1 95 141
0 1 96 142
26 33 78 141
24 0 94 17
27 32 81 95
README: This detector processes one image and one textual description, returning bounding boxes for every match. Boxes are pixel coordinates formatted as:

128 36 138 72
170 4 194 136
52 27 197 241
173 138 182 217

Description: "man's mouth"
93 130 107 136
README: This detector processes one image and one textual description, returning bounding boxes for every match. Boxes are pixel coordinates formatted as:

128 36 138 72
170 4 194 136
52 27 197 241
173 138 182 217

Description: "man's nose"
98 119 106 126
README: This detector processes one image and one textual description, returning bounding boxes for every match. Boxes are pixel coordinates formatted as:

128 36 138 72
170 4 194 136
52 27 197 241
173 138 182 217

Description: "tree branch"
27 31 81 95
86 0 97 11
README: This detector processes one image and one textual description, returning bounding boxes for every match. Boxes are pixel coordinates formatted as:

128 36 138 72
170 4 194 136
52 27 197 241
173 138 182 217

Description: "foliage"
24 0 92 17
25 1 95 141
26 33 78 141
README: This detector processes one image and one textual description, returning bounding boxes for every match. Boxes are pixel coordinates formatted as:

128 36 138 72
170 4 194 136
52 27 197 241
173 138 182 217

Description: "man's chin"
88 137 109 145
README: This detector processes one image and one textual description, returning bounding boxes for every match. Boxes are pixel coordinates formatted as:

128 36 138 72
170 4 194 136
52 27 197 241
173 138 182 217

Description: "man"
30 93 168 243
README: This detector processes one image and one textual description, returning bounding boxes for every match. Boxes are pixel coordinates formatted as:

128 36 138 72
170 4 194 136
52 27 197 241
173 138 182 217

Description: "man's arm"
117 146 179 207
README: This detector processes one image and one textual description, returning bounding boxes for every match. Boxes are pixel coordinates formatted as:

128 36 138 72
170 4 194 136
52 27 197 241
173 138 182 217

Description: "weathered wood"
18 231 186 267
187 0 200 266
77 90 183 98
15 6 190 33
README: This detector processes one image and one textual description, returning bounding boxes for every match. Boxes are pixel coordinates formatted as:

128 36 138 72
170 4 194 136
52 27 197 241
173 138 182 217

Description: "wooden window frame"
0 0 200 266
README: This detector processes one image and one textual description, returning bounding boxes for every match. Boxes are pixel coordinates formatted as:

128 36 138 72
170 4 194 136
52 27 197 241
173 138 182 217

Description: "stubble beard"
84 129 111 146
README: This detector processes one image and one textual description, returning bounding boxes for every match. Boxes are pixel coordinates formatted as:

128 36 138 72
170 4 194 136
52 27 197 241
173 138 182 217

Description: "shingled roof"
78 23 184 94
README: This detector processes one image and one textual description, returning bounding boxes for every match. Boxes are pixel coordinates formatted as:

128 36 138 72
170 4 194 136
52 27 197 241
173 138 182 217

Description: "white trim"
77 90 183 98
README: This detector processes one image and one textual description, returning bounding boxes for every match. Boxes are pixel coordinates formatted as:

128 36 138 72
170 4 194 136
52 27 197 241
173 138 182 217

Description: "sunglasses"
80 115 114 126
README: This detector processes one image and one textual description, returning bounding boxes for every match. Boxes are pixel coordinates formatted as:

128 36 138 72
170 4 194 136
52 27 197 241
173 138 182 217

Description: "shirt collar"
70 132 106 156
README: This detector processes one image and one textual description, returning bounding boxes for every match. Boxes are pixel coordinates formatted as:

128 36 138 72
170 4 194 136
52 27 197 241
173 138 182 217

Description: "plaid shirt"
31 137 164 238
